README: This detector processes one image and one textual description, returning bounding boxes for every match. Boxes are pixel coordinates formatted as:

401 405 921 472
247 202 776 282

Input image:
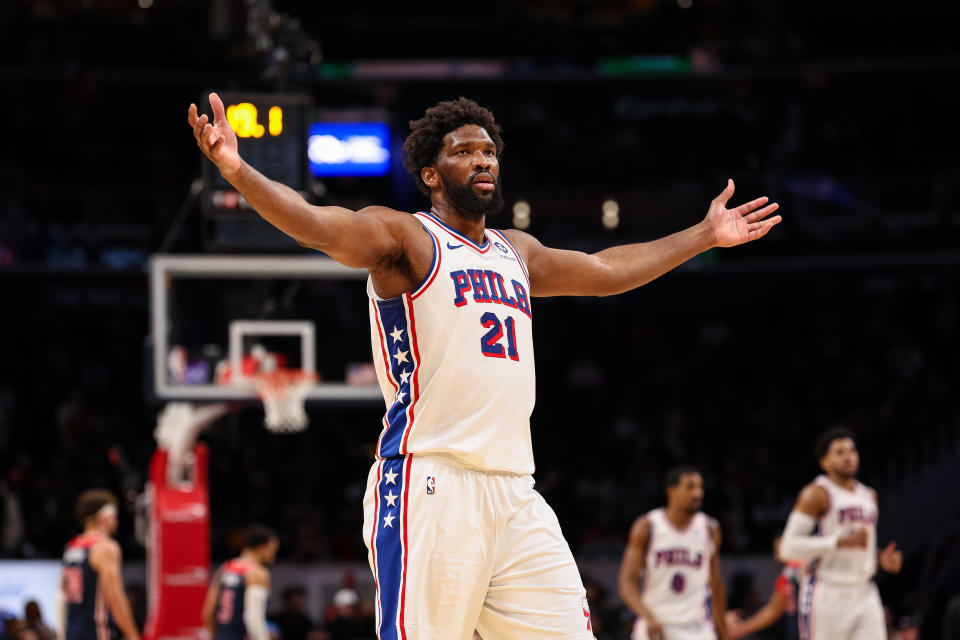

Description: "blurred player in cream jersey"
202 526 279 640
780 427 903 640
60 490 140 640
189 93 780 639
619 467 728 640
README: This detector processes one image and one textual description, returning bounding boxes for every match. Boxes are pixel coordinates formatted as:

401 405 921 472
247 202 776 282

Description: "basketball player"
202 526 279 640
188 94 780 639
780 427 903 640
724 535 802 640
59 489 140 640
618 467 728 640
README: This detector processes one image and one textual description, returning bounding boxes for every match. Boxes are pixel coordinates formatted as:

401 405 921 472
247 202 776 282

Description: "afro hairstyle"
401 97 504 195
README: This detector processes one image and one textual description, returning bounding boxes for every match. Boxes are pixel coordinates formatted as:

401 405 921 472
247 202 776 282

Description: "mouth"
472 174 496 192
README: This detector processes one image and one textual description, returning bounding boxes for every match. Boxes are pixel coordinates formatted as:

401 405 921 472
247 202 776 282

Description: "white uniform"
363 212 592 640
633 509 717 640
798 475 883 640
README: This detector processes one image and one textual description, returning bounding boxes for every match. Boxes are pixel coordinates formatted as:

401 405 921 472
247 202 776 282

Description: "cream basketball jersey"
642 509 715 625
366 212 536 474
809 475 878 584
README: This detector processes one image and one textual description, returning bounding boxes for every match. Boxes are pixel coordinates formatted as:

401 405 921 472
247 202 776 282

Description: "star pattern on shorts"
383 512 395 528
389 326 404 343
393 349 409 364
399 369 411 385
396 390 406 403
384 491 398 507
384 470 398 485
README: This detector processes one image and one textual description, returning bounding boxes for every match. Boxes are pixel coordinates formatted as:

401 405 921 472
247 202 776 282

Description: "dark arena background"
1 1 959 639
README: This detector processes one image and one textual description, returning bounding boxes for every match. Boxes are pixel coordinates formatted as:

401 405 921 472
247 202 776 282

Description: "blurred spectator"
323 589 370 640
22 603 54 640
269 586 315 640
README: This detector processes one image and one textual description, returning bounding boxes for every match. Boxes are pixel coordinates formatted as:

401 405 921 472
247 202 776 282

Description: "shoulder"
862 484 878 504
705 515 722 546
499 228 544 258
357 206 424 233
628 514 653 543
90 538 121 569
246 565 270 588
795 481 830 514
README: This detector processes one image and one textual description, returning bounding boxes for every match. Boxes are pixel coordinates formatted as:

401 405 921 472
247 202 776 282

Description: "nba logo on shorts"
426 476 436 495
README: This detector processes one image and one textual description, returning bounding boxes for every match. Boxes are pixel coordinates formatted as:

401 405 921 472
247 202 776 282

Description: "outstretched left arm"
505 180 780 297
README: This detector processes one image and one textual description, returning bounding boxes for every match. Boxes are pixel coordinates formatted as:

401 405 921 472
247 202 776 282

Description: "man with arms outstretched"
188 94 780 640
780 427 903 640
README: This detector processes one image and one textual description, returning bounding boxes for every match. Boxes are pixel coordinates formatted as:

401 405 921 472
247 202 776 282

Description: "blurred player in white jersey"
780 427 903 640
189 93 780 639
619 467 729 640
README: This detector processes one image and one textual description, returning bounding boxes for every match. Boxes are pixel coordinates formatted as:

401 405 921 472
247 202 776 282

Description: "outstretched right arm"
187 93 413 270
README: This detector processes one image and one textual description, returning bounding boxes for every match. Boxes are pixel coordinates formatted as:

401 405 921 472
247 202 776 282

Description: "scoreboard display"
201 92 311 218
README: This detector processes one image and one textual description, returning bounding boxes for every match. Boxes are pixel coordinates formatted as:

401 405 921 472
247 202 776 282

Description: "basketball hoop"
251 368 316 433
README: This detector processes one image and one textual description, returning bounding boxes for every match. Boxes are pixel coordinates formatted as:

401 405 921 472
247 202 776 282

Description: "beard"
439 168 505 220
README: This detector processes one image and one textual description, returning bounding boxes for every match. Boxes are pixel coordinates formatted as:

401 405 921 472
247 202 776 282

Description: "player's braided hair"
402 97 504 195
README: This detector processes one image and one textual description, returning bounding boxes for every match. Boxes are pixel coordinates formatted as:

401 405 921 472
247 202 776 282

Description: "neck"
240 549 261 565
83 523 108 537
665 505 695 529
429 200 486 245
826 472 857 490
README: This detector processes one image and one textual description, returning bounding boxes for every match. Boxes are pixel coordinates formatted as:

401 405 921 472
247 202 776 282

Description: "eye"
457 150 469 155
485 150 496 156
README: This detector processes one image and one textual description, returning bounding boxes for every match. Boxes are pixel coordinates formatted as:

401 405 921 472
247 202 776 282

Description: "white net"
252 369 316 433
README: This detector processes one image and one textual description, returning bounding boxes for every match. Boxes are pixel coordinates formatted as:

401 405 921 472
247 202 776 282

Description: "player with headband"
60 489 140 640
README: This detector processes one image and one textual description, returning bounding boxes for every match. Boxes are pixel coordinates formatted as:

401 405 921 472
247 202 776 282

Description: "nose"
472 151 493 171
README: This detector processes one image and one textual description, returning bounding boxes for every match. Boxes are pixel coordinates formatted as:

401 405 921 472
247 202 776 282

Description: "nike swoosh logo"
446 242 464 250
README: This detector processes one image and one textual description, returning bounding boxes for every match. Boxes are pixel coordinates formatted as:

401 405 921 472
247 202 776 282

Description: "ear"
421 166 440 190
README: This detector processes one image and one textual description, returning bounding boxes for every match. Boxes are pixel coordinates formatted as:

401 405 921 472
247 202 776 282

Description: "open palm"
706 179 781 247
187 92 242 177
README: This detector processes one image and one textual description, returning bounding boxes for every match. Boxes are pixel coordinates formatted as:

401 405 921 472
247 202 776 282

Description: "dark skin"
188 93 781 301
618 473 729 640
791 437 903 571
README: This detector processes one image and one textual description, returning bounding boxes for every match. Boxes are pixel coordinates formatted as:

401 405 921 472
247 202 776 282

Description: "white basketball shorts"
362 454 595 640
632 618 717 640
798 577 884 640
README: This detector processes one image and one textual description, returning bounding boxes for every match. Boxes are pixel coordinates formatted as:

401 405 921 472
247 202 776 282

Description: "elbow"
778 539 798 562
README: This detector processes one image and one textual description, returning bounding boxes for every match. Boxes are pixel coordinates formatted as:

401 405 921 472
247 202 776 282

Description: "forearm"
737 602 782 636
242 585 270 640
592 221 715 296
712 581 729 639
222 161 342 247
105 590 140 639
780 512 836 561
619 581 658 621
